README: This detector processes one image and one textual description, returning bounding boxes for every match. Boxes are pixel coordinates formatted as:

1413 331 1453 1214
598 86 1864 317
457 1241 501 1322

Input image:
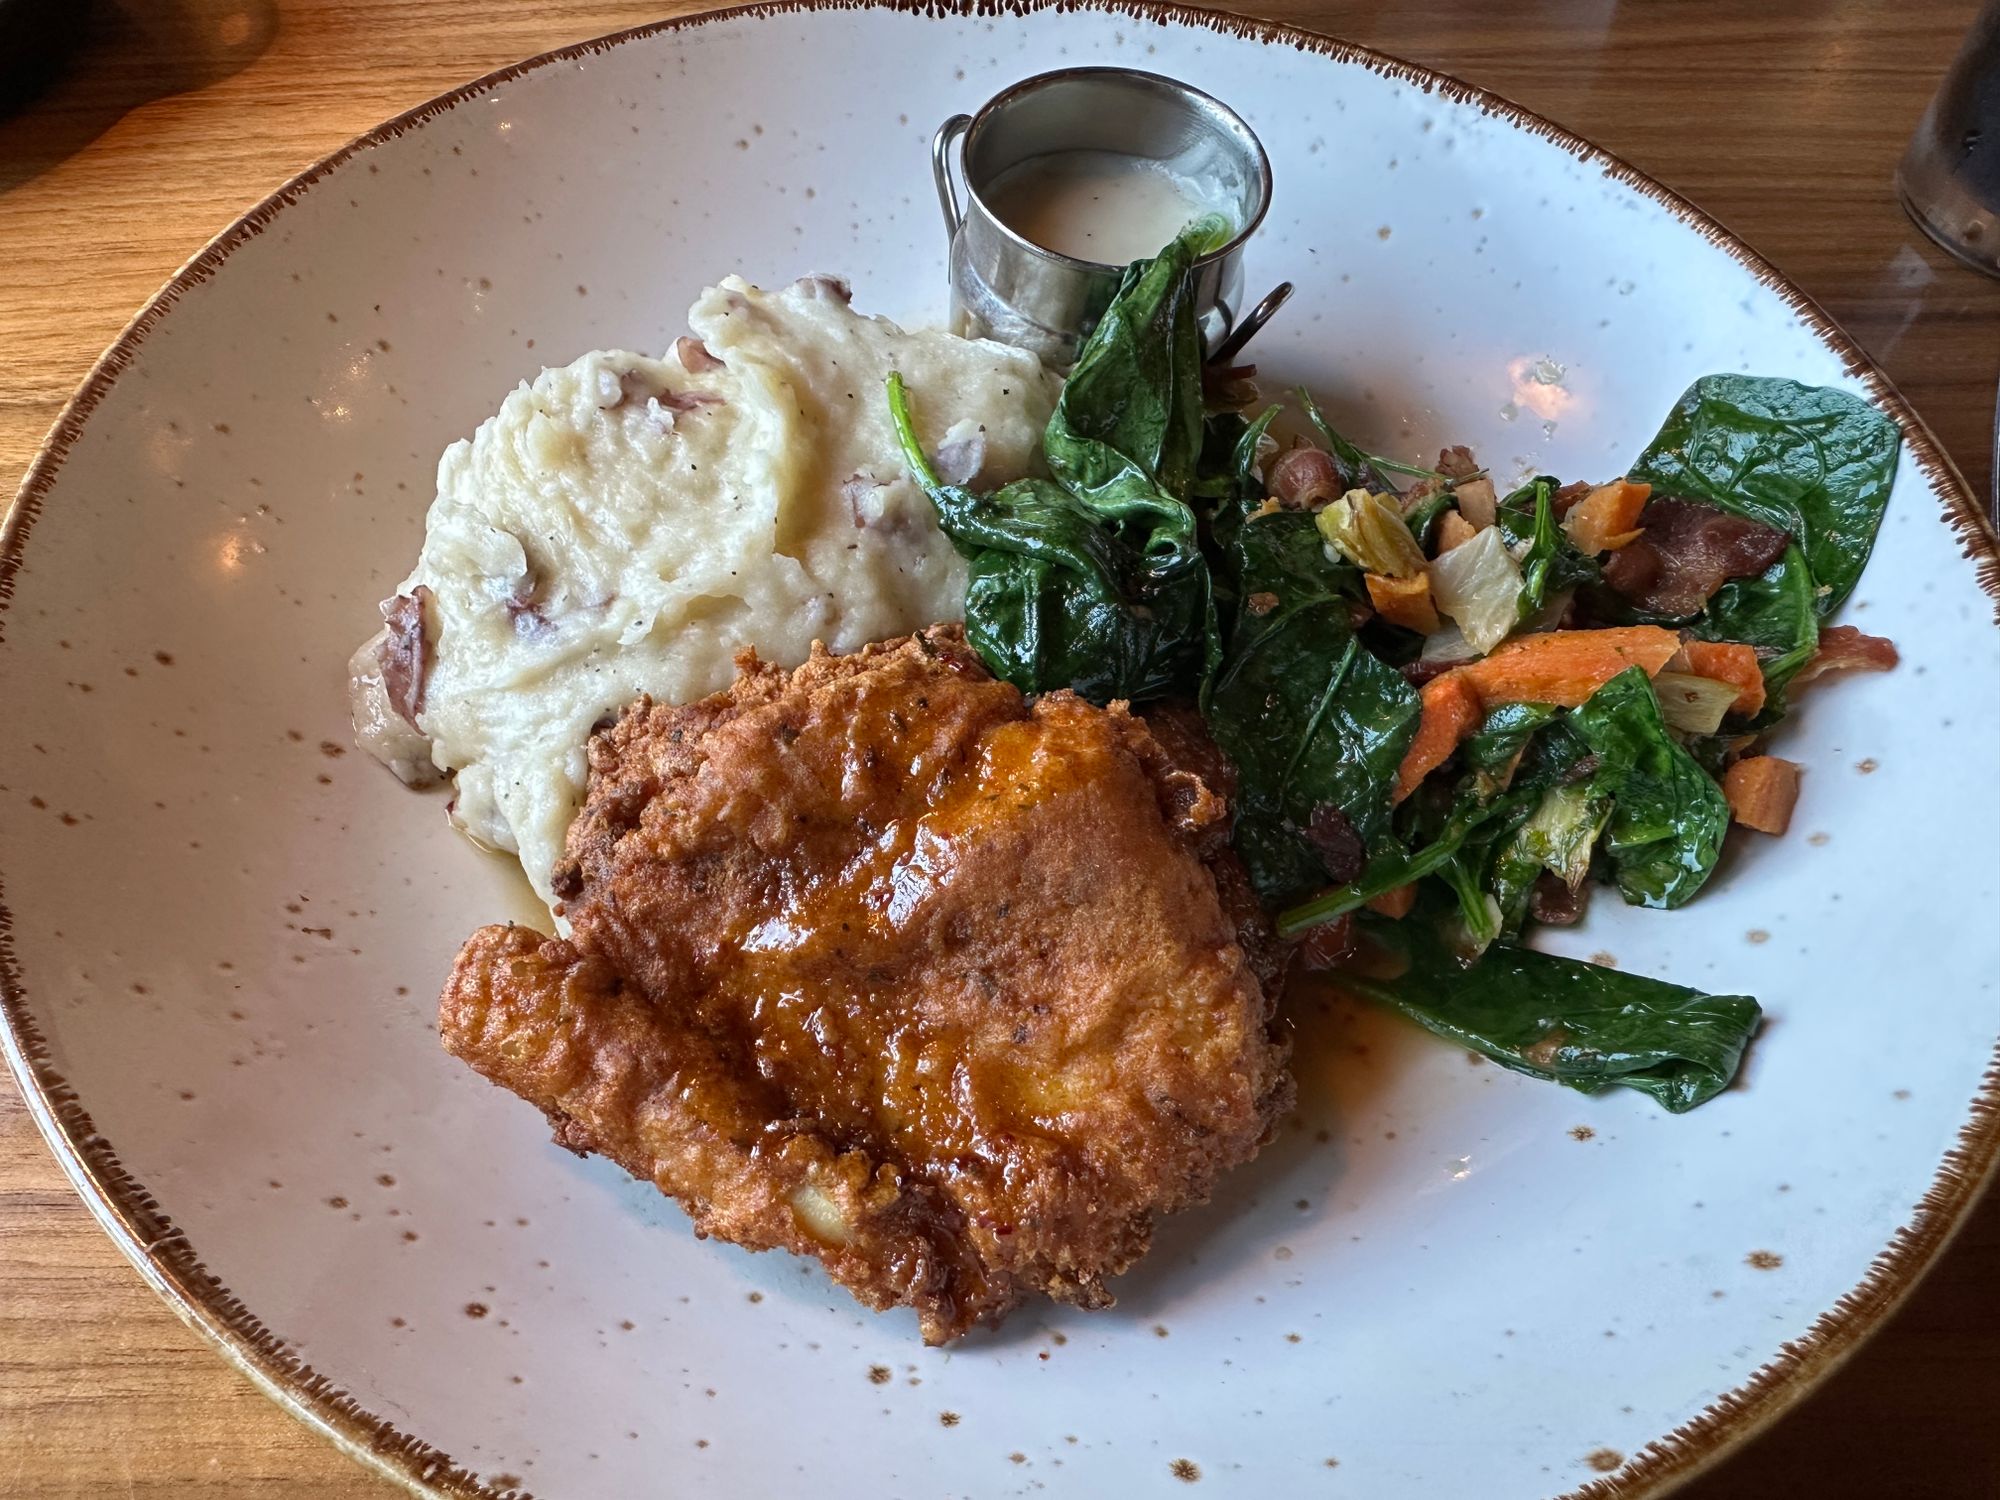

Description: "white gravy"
983 150 1229 265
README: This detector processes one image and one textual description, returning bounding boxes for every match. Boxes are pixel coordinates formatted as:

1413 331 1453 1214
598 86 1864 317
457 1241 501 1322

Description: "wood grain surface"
2 2 1997 1496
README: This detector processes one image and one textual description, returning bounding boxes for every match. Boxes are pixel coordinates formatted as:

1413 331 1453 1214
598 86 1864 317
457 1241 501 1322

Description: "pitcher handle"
932 113 973 249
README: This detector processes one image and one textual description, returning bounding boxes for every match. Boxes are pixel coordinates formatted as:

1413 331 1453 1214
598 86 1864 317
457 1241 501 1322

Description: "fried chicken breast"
439 627 1290 1342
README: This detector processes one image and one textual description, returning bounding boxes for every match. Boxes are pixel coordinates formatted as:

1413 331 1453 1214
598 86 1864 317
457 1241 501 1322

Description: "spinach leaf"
1275 694 1591 936
1276 773 1521 936
1690 543 1820 710
1401 487 1457 552
1191 410 1249 503
1463 702 1561 772
1569 667 1730 909
886 218 1228 703
1233 406 1281 495
1194 404 1280 507
1627 374 1901 615
1505 478 1558 620
1342 909 1761 1112
887 377 1212 702
1499 477 1598 616
1206 504 1421 907
1045 213 1229 514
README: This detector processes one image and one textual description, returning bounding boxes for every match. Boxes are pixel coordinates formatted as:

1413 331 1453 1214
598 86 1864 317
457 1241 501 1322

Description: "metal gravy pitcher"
932 68 1285 368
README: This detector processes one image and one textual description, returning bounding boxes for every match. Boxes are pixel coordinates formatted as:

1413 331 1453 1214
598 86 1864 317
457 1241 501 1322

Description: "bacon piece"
1551 479 1593 517
1398 656 1459 688
1601 497 1791 618
1435 445 1481 480
377 587 434 725
1794 624 1899 685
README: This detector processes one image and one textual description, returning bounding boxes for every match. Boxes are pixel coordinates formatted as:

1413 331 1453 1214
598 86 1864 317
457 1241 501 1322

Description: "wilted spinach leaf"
1689 542 1820 711
887 378 1211 702
886 218 1228 703
1462 702 1562 772
1569 667 1730 909
1044 214 1229 513
1192 406 1280 507
1341 908 1761 1112
1499 477 1598 618
1627 374 1901 615
1206 504 1421 907
1274 690 1593 936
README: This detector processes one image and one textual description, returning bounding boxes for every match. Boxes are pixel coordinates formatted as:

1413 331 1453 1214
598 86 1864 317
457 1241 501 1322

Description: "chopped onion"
1419 619 1480 665
1651 671 1741 735
1517 782 1611 890
1316 489 1427 579
1426 525 1523 654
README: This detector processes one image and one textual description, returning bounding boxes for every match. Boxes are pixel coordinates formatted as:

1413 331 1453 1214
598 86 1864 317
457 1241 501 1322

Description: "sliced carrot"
1722 756 1802 836
1561 478 1652 554
1459 625 1680 709
1681 639 1765 717
1365 883 1419 919
1392 670 1485 803
1434 509 1479 555
1365 571 1442 634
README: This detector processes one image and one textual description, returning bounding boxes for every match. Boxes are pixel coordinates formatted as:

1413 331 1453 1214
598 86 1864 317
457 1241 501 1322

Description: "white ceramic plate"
4 5 1998 1497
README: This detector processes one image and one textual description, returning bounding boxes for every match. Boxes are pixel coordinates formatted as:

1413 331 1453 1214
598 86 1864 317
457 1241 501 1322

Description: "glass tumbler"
1899 0 2000 278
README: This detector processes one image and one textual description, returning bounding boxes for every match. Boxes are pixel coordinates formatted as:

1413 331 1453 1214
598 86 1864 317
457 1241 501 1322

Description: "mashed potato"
350 274 1058 907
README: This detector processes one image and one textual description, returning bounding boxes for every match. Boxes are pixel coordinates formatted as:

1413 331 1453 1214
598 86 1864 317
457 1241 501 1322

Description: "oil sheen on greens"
889 229 1899 1113
887 215 1229 703
1343 902 1760 1112
1624 374 1900 712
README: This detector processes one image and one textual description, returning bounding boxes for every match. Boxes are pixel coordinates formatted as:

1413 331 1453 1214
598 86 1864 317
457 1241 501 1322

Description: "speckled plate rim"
2 4 1997 1497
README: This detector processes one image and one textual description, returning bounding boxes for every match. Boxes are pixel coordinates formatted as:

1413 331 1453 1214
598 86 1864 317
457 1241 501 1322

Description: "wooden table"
3 1 1996 1494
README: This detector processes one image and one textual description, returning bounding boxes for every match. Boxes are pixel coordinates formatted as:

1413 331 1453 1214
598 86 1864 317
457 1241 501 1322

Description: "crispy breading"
440 627 1290 1342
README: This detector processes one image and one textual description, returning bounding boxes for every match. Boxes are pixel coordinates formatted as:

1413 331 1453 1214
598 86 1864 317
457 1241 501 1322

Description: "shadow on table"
0 0 276 195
